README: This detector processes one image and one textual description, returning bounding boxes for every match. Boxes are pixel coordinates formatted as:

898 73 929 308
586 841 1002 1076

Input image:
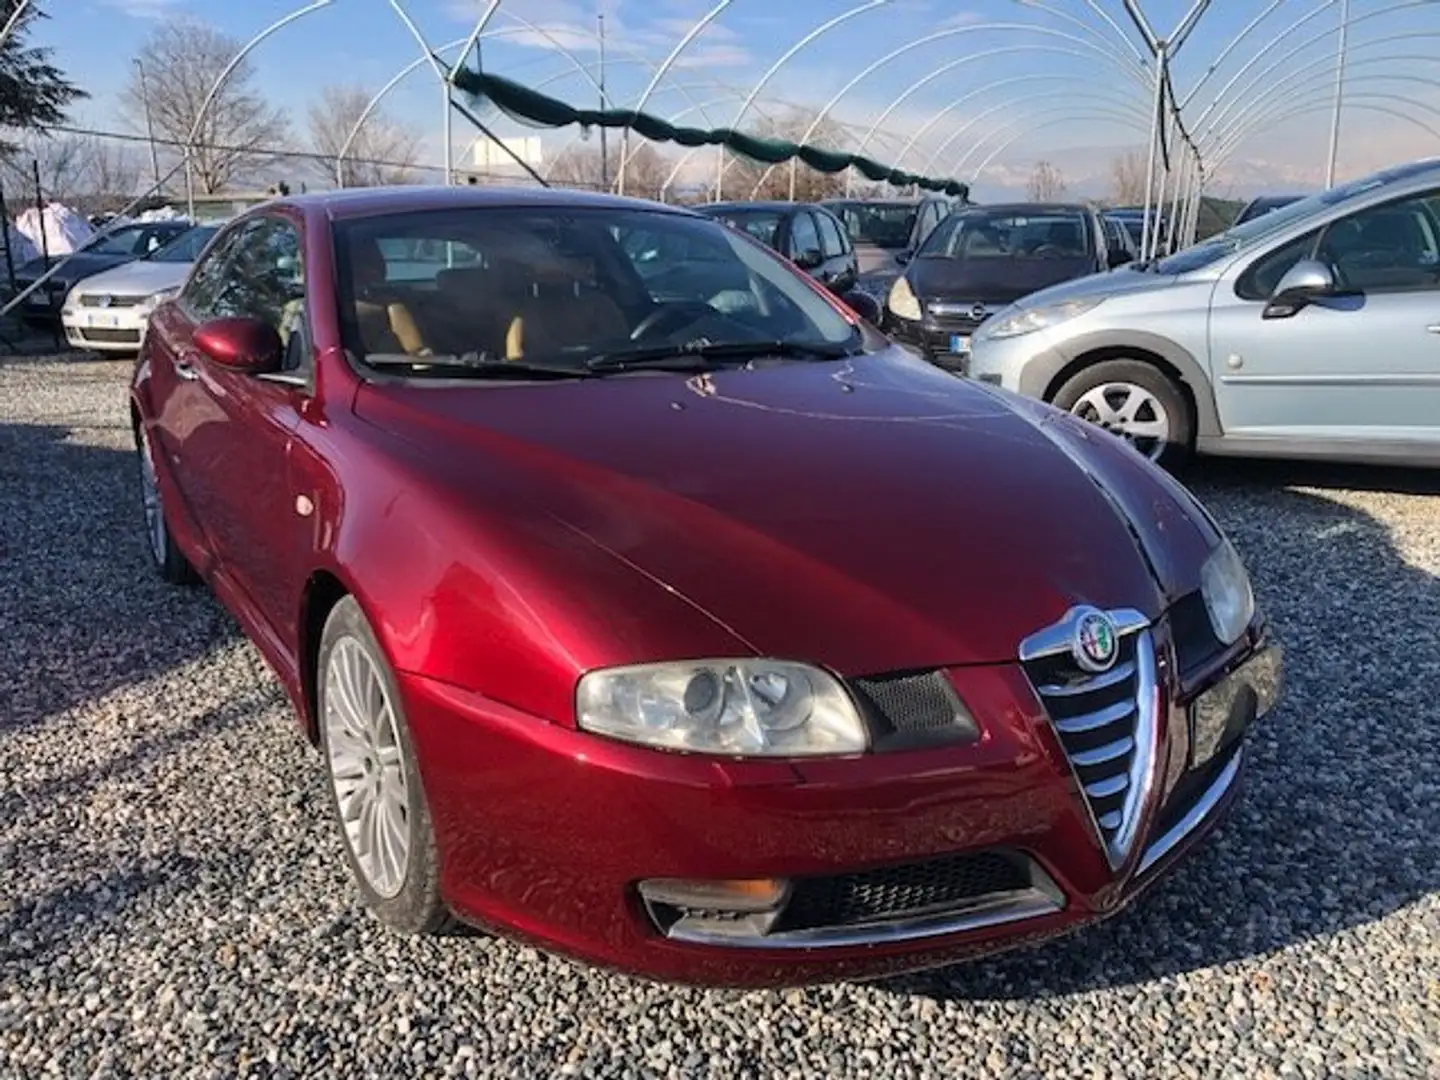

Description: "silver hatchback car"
967 158 1440 468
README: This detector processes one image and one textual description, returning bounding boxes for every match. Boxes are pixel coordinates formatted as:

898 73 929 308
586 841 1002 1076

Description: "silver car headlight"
886 275 922 322
576 659 868 757
980 297 1103 340
140 286 180 312
1200 539 1255 645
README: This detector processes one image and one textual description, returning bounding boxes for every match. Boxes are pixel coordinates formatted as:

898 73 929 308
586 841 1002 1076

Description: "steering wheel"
629 301 720 341
1032 244 1065 258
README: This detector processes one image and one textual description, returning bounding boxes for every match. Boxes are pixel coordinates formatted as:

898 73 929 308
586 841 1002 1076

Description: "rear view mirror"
1107 246 1134 269
841 290 881 324
1263 259 1336 319
794 248 823 270
895 249 914 266
194 316 283 374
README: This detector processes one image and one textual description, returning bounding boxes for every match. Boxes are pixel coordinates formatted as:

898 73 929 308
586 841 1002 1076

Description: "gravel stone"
2 353 1438 1079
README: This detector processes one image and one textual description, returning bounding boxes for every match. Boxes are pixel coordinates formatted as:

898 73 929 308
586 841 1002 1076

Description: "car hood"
16 252 130 282
354 349 1215 674
70 259 189 296
1002 265 1187 309
910 256 1097 307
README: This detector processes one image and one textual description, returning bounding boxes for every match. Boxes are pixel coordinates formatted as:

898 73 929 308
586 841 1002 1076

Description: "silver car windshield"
1154 159 1440 274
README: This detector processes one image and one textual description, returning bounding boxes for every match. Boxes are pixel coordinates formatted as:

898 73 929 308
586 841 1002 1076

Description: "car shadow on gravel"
888 462 1440 1001
0 421 241 731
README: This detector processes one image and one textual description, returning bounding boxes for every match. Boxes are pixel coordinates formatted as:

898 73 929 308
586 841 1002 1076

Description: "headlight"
140 287 180 311
980 297 1103 340
576 659 868 757
886 275 922 321
1200 539 1255 645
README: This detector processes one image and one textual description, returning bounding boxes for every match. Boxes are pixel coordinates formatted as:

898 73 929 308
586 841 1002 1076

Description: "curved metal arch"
1177 0 1312 110
617 0 735 194
1198 34 1440 154
1213 99 1440 173
748 22 1153 199
839 43 1139 186
1213 90 1440 167
0 0 33 49
951 108 1152 186
955 104 1151 176
1206 67 1440 161
900 74 1148 176
183 0 332 209
914 81 1150 181
1198 0 1436 140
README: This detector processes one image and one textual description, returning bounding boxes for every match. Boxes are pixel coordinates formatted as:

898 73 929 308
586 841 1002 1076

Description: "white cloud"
98 0 188 17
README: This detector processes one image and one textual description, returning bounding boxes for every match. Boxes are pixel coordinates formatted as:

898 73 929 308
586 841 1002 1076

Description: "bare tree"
1027 160 1066 201
121 17 290 194
87 140 140 200
1 131 93 202
551 142 669 200
309 84 421 187
1109 150 1147 205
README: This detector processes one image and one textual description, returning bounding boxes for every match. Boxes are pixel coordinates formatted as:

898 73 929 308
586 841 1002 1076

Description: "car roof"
822 197 925 207
959 202 1093 215
274 184 696 221
702 200 812 212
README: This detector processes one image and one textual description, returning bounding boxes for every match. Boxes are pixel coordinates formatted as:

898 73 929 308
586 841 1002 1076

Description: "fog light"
638 877 790 913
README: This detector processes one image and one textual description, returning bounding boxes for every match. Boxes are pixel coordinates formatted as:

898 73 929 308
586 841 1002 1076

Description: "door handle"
174 358 199 381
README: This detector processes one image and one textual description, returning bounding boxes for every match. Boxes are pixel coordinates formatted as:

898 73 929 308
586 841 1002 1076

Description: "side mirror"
1263 258 1335 319
793 248 823 270
1107 246 1134 269
841 290 882 324
895 248 914 266
193 316 283 374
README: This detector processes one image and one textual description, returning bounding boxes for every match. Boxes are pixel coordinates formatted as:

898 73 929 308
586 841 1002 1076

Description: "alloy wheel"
323 637 412 899
1069 382 1171 462
137 429 168 565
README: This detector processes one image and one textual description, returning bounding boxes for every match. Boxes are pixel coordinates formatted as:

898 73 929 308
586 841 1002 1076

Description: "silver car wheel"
323 637 411 900
1070 382 1171 462
137 429 168 565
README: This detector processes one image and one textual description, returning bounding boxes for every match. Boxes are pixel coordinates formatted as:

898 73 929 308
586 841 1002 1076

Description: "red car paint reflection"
130 186 1278 988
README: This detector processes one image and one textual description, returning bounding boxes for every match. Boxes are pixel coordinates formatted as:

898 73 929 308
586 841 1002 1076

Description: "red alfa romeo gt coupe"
129 185 1282 988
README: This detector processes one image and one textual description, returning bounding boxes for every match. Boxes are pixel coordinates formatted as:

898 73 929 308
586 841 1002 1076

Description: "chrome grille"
78 294 146 308
1020 607 1159 868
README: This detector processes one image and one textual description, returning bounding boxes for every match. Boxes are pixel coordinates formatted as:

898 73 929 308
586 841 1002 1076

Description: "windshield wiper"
364 353 593 380
587 339 857 373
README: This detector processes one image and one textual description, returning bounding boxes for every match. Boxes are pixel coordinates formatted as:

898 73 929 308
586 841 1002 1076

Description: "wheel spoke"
1125 419 1169 439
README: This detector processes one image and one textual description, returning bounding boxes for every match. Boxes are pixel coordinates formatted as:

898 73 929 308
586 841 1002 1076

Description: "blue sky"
32 0 1440 199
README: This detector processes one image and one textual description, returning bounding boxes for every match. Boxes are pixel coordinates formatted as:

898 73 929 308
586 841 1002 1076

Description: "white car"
62 224 220 353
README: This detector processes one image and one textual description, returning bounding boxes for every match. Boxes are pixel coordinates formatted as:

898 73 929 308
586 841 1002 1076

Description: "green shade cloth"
453 68 970 199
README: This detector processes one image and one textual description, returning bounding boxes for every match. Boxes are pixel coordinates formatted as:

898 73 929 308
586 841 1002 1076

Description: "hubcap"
323 637 411 899
1070 383 1171 462
137 430 167 564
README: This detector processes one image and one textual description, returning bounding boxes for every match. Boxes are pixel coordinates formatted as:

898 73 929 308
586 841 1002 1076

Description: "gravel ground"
2 353 1438 1080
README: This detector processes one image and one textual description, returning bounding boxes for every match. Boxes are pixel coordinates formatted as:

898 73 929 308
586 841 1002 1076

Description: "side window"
182 226 248 317
1237 231 1319 301
816 212 847 259
1320 190 1440 292
787 210 820 258
210 218 307 357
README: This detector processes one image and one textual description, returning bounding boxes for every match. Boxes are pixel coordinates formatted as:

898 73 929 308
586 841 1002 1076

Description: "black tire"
317 596 452 935
136 426 199 586
1050 358 1194 470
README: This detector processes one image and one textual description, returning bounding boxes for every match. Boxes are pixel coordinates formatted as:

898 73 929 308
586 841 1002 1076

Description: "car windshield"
919 208 1093 260
147 225 218 263
1155 160 1440 274
706 208 784 250
1234 195 1303 225
333 206 862 378
81 225 146 256
827 202 917 248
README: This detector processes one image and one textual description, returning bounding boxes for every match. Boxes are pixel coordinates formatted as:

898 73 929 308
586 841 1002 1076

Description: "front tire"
318 596 451 935
1050 358 1194 469
136 425 198 585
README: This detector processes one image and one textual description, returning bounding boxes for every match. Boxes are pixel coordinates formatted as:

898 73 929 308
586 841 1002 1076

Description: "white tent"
14 203 97 256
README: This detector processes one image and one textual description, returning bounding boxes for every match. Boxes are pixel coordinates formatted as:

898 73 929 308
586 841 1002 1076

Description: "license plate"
26 293 46 307
85 312 120 328
949 334 971 354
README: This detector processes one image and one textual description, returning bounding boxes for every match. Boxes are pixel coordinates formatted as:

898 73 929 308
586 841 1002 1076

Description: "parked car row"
130 183 1281 989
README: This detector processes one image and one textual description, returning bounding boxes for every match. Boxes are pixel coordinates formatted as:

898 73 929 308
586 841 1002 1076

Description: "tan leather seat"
350 238 430 357
499 254 629 361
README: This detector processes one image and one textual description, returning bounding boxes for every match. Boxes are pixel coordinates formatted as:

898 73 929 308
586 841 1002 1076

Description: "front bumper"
399 626 1280 988
61 305 149 352
885 313 985 374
